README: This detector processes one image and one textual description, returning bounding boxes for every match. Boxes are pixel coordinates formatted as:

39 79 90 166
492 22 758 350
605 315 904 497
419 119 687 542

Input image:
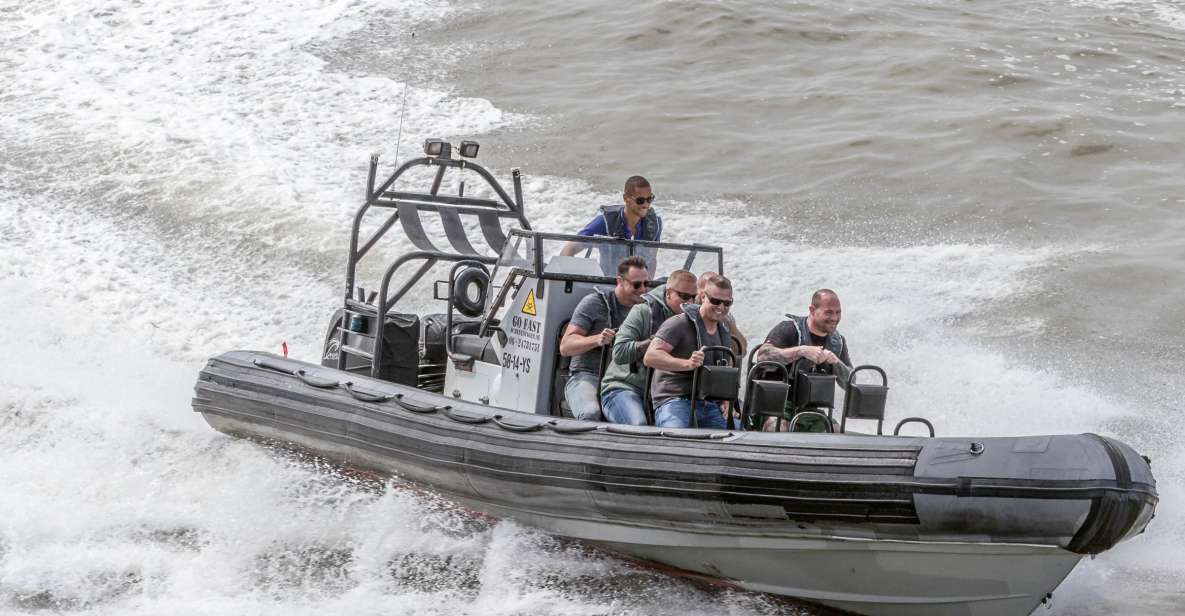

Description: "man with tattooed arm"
753 289 852 432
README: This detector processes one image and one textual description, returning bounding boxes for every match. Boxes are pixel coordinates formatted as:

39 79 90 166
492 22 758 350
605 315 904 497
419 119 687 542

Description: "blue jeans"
601 388 648 425
564 372 603 421
655 399 727 429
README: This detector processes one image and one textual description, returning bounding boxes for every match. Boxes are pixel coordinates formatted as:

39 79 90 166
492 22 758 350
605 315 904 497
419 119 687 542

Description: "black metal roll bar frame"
334 147 729 386
345 152 530 299
492 229 726 299
337 149 530 378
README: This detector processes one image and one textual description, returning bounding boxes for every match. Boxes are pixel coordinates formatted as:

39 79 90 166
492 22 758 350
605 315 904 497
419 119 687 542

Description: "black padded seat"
452 334 499 364
422 314 481 364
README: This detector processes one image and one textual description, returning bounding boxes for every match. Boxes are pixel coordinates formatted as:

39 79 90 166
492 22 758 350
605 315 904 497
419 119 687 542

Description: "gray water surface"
1 1 1182 614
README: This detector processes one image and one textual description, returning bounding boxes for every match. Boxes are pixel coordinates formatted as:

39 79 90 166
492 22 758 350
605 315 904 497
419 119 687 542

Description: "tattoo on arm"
755 344 784 364
834 359 852 387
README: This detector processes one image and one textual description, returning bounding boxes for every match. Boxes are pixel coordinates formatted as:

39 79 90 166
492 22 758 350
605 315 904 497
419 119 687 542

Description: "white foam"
1070 0 1185 32
0 272 790 614
2 0 523 243
0 194 333 363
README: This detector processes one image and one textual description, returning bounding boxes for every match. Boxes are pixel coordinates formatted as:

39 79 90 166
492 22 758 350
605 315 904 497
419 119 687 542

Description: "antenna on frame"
391 32 415 170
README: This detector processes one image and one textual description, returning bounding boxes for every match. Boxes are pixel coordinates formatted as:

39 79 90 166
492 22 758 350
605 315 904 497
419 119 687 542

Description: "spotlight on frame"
458 140 480 158
423 138 450 158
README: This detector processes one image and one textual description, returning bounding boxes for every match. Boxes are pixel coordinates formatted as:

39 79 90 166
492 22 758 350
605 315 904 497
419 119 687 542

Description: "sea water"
1 1 1182 614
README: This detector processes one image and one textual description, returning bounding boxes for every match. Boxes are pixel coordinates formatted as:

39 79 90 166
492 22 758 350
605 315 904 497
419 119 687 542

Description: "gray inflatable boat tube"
193 351 1155 553
192 351 1157 616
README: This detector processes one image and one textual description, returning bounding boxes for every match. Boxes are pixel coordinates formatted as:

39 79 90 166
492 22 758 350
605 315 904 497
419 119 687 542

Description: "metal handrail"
507 228 724 263
744 360 791 431
369 252 497 378
494 229 726 292
840 365 889 435
789 410 835 433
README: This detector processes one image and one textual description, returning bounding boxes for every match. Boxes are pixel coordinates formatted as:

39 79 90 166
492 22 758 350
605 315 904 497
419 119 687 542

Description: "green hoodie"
600 284 674 397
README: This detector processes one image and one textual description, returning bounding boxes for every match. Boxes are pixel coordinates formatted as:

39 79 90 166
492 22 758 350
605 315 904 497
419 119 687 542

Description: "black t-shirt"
763 320 851 372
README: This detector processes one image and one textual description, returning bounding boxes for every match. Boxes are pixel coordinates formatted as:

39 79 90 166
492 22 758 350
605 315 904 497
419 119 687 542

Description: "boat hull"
194 352 1155 616
592 537 1079 616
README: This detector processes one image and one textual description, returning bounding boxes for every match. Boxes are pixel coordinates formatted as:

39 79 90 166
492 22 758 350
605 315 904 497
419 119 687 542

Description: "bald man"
755 289 852 431
756 288 851 379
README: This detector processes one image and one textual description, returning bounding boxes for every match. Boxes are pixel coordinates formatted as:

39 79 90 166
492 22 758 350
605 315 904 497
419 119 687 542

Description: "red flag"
282 341 289 358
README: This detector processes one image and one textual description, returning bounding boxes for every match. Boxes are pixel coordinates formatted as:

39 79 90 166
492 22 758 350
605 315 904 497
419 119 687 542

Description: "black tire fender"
452 267 489 318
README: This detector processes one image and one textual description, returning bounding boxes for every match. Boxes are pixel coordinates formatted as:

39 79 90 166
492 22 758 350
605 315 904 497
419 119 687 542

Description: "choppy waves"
2 1 1182 615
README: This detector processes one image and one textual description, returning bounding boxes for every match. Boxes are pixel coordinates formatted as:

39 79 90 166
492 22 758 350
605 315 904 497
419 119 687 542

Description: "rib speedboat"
192 140 1157 616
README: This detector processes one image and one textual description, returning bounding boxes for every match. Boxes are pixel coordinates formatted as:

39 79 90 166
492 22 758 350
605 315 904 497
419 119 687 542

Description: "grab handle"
893 417 935 438
788 410 835 433
343 382 395 403
393 394 444 414
295 369 339 389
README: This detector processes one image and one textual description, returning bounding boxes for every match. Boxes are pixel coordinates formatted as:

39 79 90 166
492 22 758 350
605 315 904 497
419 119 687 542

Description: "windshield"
495 230 724 284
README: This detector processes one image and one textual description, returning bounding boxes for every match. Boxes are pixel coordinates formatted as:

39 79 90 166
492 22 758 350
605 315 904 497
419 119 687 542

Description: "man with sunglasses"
559 256 650 421
697 272 749 358
644 276 736 429
599 269 699 425
559 176 664 273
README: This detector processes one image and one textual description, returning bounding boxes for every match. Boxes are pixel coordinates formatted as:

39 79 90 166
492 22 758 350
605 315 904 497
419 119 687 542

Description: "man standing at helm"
560 176 664 273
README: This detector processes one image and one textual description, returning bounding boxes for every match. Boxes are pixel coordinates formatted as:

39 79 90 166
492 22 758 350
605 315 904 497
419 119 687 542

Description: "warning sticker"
521 288 537 316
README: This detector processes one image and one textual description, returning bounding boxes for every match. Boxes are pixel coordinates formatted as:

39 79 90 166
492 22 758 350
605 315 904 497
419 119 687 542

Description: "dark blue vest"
599 204 662 241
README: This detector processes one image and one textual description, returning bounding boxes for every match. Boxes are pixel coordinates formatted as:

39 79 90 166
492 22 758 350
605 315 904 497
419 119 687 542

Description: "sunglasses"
632 194 656 205
672 290 696 302
705 294 733 307
622 279 647 290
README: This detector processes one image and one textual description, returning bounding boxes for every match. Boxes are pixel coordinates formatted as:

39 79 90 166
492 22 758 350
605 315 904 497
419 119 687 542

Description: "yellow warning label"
520 289 538 316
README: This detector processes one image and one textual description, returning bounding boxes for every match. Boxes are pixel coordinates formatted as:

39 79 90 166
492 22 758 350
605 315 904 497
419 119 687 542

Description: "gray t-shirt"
650 313 726 408
568 290 627 375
